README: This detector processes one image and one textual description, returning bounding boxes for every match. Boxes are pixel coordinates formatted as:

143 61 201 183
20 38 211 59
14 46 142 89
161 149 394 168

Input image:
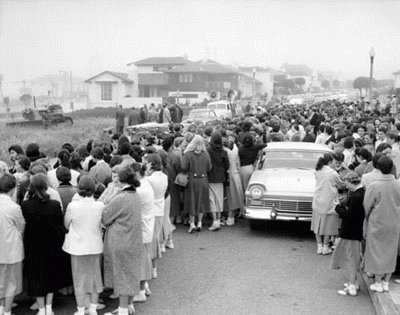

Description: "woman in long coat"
207 133 230 231
363 156 400 293
102 166 143 315
224 134 244 225
22 173 71 315
182 135 211 233
311 153 342 255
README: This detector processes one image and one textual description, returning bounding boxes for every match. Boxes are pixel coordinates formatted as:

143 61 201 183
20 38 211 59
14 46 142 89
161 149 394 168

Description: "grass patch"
0 117 114 163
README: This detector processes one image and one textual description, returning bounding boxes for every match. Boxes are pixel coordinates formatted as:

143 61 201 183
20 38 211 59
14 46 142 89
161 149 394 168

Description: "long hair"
315 153 333 171
27 173 50 202
184 135 206 154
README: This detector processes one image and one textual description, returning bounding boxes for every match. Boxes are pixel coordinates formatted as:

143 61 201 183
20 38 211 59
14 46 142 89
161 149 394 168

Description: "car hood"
248 168 315 197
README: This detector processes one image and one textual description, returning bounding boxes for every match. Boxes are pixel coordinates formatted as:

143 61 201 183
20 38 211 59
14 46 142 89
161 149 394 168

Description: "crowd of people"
1 95 400 314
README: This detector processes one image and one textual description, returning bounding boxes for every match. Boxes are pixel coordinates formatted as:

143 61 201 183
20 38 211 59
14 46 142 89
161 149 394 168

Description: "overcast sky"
0 0 399 86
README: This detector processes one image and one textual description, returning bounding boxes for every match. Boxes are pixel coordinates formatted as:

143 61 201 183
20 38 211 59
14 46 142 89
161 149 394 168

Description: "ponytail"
315 153 332 171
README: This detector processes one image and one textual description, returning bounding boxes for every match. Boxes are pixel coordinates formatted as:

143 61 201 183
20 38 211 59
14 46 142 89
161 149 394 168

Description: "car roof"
264 142 331 152
207 100 229 105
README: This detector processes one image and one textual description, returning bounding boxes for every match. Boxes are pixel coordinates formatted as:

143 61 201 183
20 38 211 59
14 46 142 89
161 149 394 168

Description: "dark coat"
115 109 126 127
166 150 182 218
22 198 71 296
207 144 230 183
335 187 365 241
182 151 211 215
128 110 141 126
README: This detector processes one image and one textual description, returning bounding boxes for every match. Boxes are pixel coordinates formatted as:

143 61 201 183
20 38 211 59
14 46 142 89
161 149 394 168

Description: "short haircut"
343 136 354 149
118 142 131 155
77 175 95 197
109 155 123 168
0 173 17 193
17 156 31 171
146 153 163 171
8 145 24 155
91 147 104 160
377 156 393 175
376 143 392 154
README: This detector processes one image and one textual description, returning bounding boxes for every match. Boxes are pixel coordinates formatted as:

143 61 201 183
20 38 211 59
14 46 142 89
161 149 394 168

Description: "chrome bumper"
244 207 312 221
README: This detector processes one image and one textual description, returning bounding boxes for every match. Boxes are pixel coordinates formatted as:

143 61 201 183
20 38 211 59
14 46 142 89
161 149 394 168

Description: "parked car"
182 109 218 130
244 142 331 229
206 100 242 118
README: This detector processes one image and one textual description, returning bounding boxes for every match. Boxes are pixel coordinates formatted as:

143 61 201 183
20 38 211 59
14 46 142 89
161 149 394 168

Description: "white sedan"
244 142 331 229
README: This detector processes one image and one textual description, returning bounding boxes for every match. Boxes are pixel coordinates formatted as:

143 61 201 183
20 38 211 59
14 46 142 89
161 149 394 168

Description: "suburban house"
84 71 134 108
238 66 275 100
127 56 190 97
167 59 262 102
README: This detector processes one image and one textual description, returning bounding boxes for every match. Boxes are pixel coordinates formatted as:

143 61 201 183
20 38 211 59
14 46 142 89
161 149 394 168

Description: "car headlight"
250 186 263 199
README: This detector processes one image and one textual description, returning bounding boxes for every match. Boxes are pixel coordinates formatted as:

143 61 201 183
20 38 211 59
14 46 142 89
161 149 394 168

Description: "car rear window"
258 150 325 170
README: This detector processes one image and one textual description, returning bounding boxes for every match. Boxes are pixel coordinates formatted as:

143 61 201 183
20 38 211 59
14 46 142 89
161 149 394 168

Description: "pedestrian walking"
115 105 126 134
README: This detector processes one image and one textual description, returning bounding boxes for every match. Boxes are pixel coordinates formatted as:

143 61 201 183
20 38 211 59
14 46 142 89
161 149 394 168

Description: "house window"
101 83 112 100
179 74 193 83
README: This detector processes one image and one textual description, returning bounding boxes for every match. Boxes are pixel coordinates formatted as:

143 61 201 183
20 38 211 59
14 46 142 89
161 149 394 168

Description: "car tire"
248 219 265 230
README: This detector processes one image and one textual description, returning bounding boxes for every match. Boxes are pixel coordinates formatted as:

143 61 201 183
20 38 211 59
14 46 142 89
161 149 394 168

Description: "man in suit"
128 107 141 126
115 105 126 134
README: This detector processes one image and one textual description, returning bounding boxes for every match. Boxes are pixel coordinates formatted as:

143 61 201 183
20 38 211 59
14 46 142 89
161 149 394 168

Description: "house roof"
281 63 313 76
84 71 133 83
238 66 276 72
128 57 189 66
138 73 169 86
168 59 238 74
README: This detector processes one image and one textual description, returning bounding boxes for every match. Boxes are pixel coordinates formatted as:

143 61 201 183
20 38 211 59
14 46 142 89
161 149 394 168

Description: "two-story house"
127 56 190 97
167 59 262 102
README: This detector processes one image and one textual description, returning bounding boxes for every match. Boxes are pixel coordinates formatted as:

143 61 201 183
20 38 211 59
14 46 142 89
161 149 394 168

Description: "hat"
56 166 72 183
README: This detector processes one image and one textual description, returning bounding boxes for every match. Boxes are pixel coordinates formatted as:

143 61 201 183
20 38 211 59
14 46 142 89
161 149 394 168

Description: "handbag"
174 173 189 187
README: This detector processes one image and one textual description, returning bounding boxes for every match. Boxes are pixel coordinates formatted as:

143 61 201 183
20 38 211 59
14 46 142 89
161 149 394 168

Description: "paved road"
15 219 374 315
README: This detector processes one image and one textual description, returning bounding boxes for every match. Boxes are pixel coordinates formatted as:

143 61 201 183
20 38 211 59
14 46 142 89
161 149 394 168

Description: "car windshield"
258 150 325 170
208 104 227 110
189 111 215 119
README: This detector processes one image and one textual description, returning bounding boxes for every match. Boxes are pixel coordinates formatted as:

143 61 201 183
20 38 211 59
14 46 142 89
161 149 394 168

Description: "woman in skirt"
311 153 343 255
145 154 168 279
132 163 155 302
331 172 365 296
0 174 25 315
62 175 104 315
22 173 71 315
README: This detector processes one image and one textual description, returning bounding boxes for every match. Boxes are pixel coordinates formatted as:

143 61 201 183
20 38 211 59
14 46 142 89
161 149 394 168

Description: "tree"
332 79 340 89
321 80 330 90
294 77 306 88
353 76 371 96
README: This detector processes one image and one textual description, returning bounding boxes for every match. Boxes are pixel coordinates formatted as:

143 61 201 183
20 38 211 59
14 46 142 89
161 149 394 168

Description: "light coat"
363 174 400 274
0 194 25 264
311 166 342 235
63 197 104 255
102 188 143 295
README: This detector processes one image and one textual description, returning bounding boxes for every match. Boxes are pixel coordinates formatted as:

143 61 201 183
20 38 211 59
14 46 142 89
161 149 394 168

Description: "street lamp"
252 68 256 100
369 47 375 109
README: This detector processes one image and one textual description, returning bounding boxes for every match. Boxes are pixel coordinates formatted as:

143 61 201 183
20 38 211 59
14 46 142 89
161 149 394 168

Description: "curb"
360 272 400 315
